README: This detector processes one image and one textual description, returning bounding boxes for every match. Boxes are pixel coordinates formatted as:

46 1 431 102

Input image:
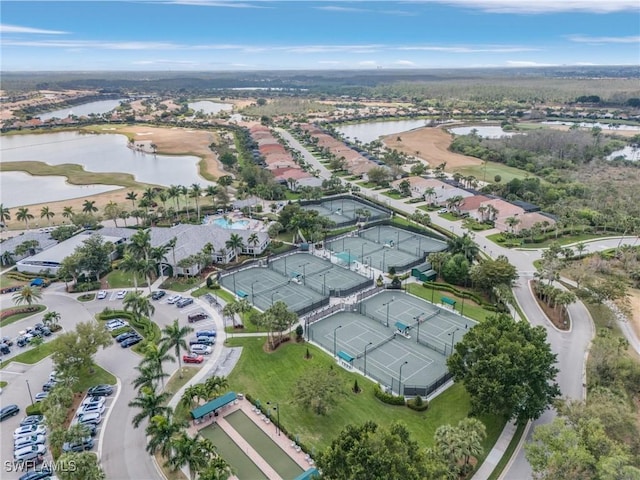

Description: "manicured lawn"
163 366 200 399
438 212 463 222
0 338 59 369
0 381 7 388
407 283 494 323
487 232 614 249
159 277 201 292
381 191 405 200
77 294 96 302
105 270 147 289
455 161 543 185
74 364 117 392
226 337 505 464
285 191 302 200
0 273 26 289
0 305 46 327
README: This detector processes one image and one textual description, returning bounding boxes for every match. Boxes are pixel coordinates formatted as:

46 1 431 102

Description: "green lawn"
74 364 117 392
0 381 7 388
0 338 59 368
226 337 505 464
0 305 46 327
381 191 404 200
163 366 200 399
159 277 201 292
454 161 543 185
407 283 494 323
438 212 463 222
487 232 613 249
0 273 26 289
105 270 147 289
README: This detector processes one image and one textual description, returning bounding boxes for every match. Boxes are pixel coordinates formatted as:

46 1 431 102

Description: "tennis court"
268 252 372 297
300 197 390 227
308 291 476 395
220 265 328 315
358 225 448 257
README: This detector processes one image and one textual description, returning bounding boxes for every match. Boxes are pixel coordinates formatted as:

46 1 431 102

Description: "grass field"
105 270 147 289
163 366 199 399
226 337 505 464
0 273 27 289
0 338 59 368
487 232 612 249
74 364 117 392
0 305 46 328
159 277 201 292
407 283 494 322
455 161 543 184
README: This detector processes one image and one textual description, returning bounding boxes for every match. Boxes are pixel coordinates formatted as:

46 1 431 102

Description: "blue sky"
1 1 639 71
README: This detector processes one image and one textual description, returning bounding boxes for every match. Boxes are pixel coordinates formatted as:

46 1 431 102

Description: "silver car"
14 434 46 450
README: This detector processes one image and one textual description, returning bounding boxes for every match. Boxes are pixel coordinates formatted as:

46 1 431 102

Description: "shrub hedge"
373 384 406 406
421 282 501 312
97 310 161 345
0 305 42 320
407 396 429 412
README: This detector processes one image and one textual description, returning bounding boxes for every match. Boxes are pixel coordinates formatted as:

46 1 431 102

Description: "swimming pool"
211 218 249 229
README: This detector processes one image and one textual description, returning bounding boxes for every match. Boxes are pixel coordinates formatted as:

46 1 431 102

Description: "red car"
183 353 204 364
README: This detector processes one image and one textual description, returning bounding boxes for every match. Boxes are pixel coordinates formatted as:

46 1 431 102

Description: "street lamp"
25 379 34 406
250 280 259 305
383 296 395 327
333 325 343 357
460 296 466 317
364 341 373 376
319 273 328 296
398 361 408 396
414 314 422 341
271 290 280 306
448 327 461 356
267 401 280 436
298 262 309 285
382 250 386 272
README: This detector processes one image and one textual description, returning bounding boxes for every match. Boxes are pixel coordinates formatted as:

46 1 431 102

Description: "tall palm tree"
168 185 181 211
160 319 194 378
128 386 171 428
82 200 98 214
180 384 208 410
12 285 42 306
247 233 260 258
119 210 130 227
142 187 156 204
505 216 520 234
123 291 155 320
198 457 233 480
203 376 229 400
62 206 74 220
157 190 169 211
190 183 203 222
16 207 34 229
225 233 244 262
39 206 55 226
181 185 191 220
0 203 10 226
151 245 170 281
119 253 143 292
167 433 211 480
167 237 178 277
126 191 138 210
205 185 218 207
132 363 169 391
42 310 61 328
145 412 187 458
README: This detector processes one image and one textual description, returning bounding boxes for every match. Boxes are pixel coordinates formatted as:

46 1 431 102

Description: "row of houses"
248 124 322 189
391 176 555 233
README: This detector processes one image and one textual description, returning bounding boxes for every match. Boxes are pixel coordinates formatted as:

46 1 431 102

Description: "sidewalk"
471 421 521 480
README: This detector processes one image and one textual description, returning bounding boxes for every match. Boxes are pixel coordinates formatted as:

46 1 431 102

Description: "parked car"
16 336 29 347
14 424 47 440
176 297 194 308
14 435 47 450
121 335 143 348
105 320 127 332
77 412 102 425
62 437 94 453
35 392 49 402
183 353 204 364
40 327 52 337
190 336 215 346
0 343 10 355
97 290 107 299
1 404 20 421
33 323 45 333
20 415 44 427
115 331 136 343
80 422 98 437
166 295 182 304
1 336 14 346
18 467 52 480
77 403 105 417
151 290 166 300
190 344 212 355
105 318 127 328
82 396 106 408
196 330 217 338
42 380 58 392
87 384 113 397
14 444 46 462
116 290 127 299
187 312 208 323
49 371 58 382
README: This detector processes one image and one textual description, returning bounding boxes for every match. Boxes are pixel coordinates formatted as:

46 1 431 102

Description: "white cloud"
411 0 639 14
567 34 640 44
132 59 199 65
359 60 378 66
506 61 558 67
394 60 417 66
0 24 68 35
164 1 268 8
398 45 539 53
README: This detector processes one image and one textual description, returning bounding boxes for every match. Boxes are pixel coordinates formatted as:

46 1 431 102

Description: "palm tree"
180 384 208 410
168 185 181 211
128 386 171 428
505 216 520 234
158 190 169 211
167 237 178 277
16 207 34 229
225 233 244 262
126 191 138 210
123 291 156 320
447 233 479 263
39 206 55 226
82 200 98 214
160 319 194 378
575 242 587 258
119 254 143 292
119 210 130 226
62 206 74 220
0 203 10 226
145 412 187 458
142 187 156 205
203 376 229 400
190 183 203 222
167 433 212 480
132 363 169 391
198 457 233 480
247 233 260 258
423 187 436 205
222 301 238 328
151 245 170 281
12 285 42 306
42 310 61 329
205 185 218 207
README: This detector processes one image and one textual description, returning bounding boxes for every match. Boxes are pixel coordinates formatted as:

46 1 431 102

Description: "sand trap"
627 289 640 342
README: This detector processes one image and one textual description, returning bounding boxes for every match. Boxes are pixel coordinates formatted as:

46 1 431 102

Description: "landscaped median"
0 304 47 327
96 309 161 353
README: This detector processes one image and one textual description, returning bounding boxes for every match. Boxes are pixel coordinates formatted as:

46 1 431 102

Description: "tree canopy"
51 321 113 377
447 313 560 423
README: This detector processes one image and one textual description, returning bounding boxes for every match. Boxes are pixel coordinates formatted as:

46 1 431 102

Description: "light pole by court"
383 296 395 328
333 325 343 357
25 379 34 406
414 314 422 341
298 262 309 285
382 249 387 273
267 401 280 435
319 272 328 296
364 341 373 377
271 290 280 306
448 327 461 356
398 361 408 396
250 280 259 305
232 273 237 296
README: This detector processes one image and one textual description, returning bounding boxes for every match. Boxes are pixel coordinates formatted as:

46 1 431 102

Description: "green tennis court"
200 424 269 480
226 410 304 479
300 197 390 227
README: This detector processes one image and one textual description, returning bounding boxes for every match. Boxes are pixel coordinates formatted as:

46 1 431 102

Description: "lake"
335 119 430 143
608 146 640 161
37 99 125 121
1 131 213 205
0 171 121 208
542 121 640 132
448 125 516 138
188 101 233 114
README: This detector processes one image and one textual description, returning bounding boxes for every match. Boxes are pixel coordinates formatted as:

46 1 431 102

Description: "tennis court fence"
365 368 454 397
416 331 449 356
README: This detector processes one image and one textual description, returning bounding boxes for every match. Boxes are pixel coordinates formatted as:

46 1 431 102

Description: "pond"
188 101 233 114
0 171 121 208
37 99 125 121
448 125 516 138
608 146 640 161
335 119 430 144
542 121 640 132
0 131 213 206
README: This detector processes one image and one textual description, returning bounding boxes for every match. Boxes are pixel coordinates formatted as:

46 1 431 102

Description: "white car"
14 434 46 449
116 290 127 299
77 412 102 425
190 344 212 355
166 295 183 304
437 208 448 214
14 424 47 440
77 403 105 416
14 444 46 461
97 290 107 300
82 396 106 408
